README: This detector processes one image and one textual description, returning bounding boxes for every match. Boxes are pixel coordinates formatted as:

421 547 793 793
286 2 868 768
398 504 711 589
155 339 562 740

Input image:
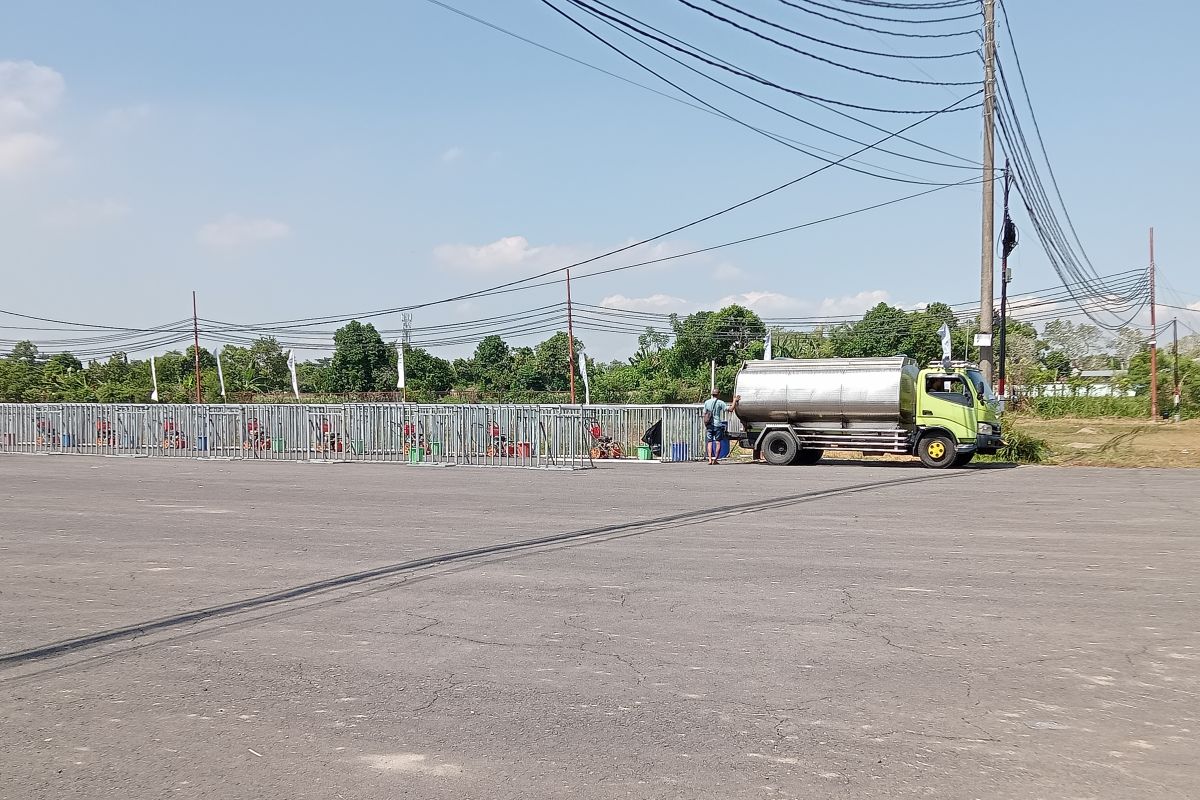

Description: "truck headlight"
977 422 993 435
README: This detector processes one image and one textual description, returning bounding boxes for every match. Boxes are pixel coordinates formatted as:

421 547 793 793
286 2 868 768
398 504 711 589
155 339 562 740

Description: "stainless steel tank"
733 357 919 427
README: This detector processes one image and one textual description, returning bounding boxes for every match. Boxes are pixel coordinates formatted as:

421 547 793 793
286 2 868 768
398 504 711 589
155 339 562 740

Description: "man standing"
702 389 738 465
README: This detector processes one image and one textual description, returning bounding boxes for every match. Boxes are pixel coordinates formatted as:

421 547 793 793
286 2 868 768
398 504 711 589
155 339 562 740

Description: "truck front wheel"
760 431 798 466
917 434 957 469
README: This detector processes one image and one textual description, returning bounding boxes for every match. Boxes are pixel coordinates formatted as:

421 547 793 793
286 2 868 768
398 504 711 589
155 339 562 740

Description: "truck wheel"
952 452 975 468
760 431 798 466
917 434 957 469
792 449 823 466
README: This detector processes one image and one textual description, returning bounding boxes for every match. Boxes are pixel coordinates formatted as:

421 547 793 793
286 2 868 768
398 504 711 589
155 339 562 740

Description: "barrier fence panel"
661 404 705 462
206 408 245 457
576 405 663 462
34 406 64 454
304 405 346 461
0 402 686 469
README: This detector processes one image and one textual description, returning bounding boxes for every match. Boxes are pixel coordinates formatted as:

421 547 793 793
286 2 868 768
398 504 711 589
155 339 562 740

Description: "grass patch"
1013 416 1200 468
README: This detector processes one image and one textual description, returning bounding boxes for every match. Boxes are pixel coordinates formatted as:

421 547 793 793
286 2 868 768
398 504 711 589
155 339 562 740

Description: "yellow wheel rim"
928 441 946 459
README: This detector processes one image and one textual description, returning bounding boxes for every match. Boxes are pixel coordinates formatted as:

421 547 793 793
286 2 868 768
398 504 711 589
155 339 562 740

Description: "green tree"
330 321 391 392
1126 349 1200 410
9 341 40 365
401 346 454 395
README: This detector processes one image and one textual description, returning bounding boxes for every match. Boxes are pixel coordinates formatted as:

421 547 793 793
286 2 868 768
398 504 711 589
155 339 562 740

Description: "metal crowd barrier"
0 403 711 467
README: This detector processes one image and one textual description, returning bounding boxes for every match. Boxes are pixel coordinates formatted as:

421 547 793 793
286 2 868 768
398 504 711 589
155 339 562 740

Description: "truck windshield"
965 370 995 402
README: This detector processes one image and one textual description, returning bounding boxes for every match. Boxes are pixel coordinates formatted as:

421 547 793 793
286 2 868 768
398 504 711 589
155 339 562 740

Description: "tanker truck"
731 357 1003 469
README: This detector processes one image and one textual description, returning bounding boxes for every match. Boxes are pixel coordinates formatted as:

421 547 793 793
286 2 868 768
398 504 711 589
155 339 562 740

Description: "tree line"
1 303 1196 406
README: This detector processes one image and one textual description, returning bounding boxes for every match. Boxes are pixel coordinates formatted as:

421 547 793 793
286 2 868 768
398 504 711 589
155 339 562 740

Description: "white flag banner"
938 322 953 368
215 350 227 398
287 349 300 400
149 356 159 402
578 352 590 405
764 329 773 361
396 343 406 390
710 360 716 393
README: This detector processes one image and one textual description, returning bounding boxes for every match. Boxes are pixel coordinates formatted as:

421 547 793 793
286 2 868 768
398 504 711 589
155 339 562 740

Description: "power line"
419 0 959 181
559 0 983 113
682 0 980 60
552 0 984 168
773 0 979 39
545 0 977 184
779 0 979 26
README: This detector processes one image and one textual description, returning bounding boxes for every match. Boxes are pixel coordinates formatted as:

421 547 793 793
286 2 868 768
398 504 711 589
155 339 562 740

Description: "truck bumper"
975 433 1004 456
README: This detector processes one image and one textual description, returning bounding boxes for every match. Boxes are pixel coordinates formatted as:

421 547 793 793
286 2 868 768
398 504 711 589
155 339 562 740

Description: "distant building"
1030 368 1135 398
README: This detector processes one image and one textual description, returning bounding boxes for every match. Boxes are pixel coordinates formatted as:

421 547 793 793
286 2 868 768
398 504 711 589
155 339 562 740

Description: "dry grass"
729 418 1200 468
1014 416 1200 468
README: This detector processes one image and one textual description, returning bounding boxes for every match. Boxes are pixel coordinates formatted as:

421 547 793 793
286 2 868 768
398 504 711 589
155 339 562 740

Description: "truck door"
917 374 976 444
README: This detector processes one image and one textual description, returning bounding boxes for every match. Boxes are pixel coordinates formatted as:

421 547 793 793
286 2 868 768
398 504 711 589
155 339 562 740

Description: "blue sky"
1 0 1198 360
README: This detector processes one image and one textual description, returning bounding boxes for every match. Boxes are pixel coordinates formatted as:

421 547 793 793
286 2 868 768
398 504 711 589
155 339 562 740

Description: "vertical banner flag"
764 329 773 361
150 356 159 402
578 352 590 406
396 343 405 390
287 349 300 400
938 323 953 369
215 350 227 398
710 359 716 393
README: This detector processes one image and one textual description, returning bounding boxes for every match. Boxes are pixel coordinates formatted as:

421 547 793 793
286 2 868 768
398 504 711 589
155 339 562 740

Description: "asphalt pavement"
0 456 1196 799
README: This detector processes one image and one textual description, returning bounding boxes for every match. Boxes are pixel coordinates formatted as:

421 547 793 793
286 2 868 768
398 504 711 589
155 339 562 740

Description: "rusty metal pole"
566 269 577 405
192 291 202 404
998 160 1012 398
1149 229 1158 421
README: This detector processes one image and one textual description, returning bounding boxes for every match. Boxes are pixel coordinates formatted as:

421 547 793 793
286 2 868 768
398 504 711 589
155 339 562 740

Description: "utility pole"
1149 228 1158 421
192 291 202 404
565 268 577 405
997 160 1013 398
978 0 997 384
1172 317 1180 422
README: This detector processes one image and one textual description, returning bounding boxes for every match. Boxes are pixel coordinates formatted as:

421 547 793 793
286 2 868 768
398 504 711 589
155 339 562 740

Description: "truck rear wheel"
917 433 957 469
793 449 823 466
760 431 797 466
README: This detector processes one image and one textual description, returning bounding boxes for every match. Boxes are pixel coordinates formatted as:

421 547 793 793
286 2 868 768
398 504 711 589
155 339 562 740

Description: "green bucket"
352 439 365 455
408 446 426 464
271 438 286 453
429 442 442 457
637 445 653 460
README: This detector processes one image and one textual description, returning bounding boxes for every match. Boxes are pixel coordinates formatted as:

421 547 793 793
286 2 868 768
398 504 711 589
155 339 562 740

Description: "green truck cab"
914 362 1003 467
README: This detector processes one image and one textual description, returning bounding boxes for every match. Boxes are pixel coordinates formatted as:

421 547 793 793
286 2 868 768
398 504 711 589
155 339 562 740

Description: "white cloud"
41 198 130 229
1189 301 1200 312
0 61 64 177
0 131 58 175
711 263 746 281
716 289 892 318
440 146 464 163
0 61 64 129
433 235 588 273
197 215 291 249
99 103 151 133
433 234 696 276
599 293 692 313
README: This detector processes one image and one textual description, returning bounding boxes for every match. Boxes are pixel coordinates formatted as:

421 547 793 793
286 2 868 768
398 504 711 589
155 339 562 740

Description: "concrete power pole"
566 268 577 405
1172 317 1180 422
192 291 202 404
1149 227 1158 421
978 0 997 384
